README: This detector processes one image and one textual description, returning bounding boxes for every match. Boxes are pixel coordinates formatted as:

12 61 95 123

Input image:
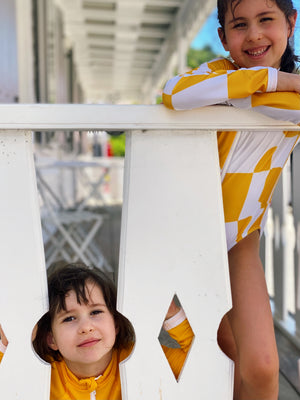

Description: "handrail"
0 104 298 131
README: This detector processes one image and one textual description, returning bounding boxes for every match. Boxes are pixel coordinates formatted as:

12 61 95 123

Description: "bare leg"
218 231 279 400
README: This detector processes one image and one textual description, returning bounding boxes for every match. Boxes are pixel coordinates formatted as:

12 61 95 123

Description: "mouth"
245 46 270 57
78 338 100 348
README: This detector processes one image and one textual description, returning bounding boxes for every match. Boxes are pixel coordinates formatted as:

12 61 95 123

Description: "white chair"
36 168 113 275
75 163 110 210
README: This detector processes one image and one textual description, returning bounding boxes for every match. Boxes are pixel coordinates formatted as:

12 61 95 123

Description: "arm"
164 298 181 320
163 58 300 124
162 58 277 110
161 307 194 380
0 324 8 347
277 71 300 93
0 324 8 363
229 71 300 124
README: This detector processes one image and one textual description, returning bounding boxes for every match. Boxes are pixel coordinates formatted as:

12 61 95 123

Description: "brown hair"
33 262 135 362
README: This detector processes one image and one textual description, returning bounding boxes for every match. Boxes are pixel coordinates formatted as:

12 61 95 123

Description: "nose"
247 23 262 41
78 317 94 334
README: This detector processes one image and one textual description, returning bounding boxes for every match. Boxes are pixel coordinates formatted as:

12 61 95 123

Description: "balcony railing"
0 104 299 400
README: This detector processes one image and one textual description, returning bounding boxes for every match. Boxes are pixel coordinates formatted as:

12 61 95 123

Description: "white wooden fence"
0 104 299 400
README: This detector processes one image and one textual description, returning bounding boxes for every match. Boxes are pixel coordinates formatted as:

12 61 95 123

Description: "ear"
288 10 297 38
47 332 59 351
218 27 229 51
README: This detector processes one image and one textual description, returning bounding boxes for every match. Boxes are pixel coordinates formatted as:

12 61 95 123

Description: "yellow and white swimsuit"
163 58 300 251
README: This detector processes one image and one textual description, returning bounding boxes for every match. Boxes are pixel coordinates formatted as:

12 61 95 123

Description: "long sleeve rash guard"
163 58 300 250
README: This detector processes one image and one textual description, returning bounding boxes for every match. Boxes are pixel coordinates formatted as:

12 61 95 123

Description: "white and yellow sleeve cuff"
163 308 186 331
0 340 7 353
267 67 278 92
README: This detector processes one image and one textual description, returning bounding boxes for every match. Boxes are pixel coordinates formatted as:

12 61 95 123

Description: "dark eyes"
232 17 273 29
260 17 273 23
62 310 103 322
233 22 246 29
91 310 103 315
62 316 75 323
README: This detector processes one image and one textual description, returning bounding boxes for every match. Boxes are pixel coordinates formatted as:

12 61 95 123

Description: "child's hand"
0 324 8 346
277 71 300 93
165 299 181 320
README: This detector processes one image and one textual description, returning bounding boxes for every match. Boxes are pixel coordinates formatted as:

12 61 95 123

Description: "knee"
241 352 279 392
217 329 237 361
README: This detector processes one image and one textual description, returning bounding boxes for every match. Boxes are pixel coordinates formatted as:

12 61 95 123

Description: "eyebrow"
228 11 276 25
57 303 107 316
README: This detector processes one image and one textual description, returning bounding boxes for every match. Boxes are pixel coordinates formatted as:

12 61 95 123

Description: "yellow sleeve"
162 58 276 110
0 351 4 363
161 319 194 380
230 90 300 124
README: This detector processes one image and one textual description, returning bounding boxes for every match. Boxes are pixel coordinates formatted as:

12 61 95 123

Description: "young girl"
0 263 193 400
163 0 300 399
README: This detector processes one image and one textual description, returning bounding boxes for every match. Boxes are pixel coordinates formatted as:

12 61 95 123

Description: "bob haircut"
33 262 135 362
217 0 299 72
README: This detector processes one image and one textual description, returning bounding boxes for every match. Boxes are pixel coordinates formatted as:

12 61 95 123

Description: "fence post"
118 129 233 399
0 131 50 400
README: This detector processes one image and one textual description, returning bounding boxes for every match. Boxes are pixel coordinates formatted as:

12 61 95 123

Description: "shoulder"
206 58 238 72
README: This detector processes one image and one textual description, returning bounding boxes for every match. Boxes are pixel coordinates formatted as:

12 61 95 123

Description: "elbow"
162 92 174 110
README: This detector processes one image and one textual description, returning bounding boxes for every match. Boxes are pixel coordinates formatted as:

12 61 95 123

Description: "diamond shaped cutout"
0 324 8 363
158 294 195 381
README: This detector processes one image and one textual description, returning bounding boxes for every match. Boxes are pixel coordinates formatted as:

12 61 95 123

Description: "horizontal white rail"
0 104 298 131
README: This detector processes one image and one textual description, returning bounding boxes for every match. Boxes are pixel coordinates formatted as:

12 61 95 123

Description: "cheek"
225 35 241 53
108 319 118 342
271 25 289 44
49 324 71 349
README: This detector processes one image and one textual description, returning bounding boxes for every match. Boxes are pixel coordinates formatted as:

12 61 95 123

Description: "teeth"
247 47 267 56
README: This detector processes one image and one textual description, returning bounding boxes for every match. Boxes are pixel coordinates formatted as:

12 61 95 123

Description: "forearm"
164 309 194 352
276 71 300 93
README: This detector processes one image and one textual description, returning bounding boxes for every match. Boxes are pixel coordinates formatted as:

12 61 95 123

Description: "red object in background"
107 141 113 157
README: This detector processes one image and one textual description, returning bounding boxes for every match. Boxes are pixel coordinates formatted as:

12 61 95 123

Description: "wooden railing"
0 104 299 400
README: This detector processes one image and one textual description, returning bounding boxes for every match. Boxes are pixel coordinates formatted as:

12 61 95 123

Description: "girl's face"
218 0 297 69
47 281 118 378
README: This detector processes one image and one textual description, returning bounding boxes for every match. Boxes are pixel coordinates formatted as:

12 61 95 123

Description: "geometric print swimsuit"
163 57 300 250
218 130 300 250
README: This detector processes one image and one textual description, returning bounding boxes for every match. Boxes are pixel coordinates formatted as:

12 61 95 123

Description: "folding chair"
76 164 110 210
36 168 113 275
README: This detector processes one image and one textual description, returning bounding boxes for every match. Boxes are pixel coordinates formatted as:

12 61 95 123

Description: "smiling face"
47 281 117 378
218 0 297 69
